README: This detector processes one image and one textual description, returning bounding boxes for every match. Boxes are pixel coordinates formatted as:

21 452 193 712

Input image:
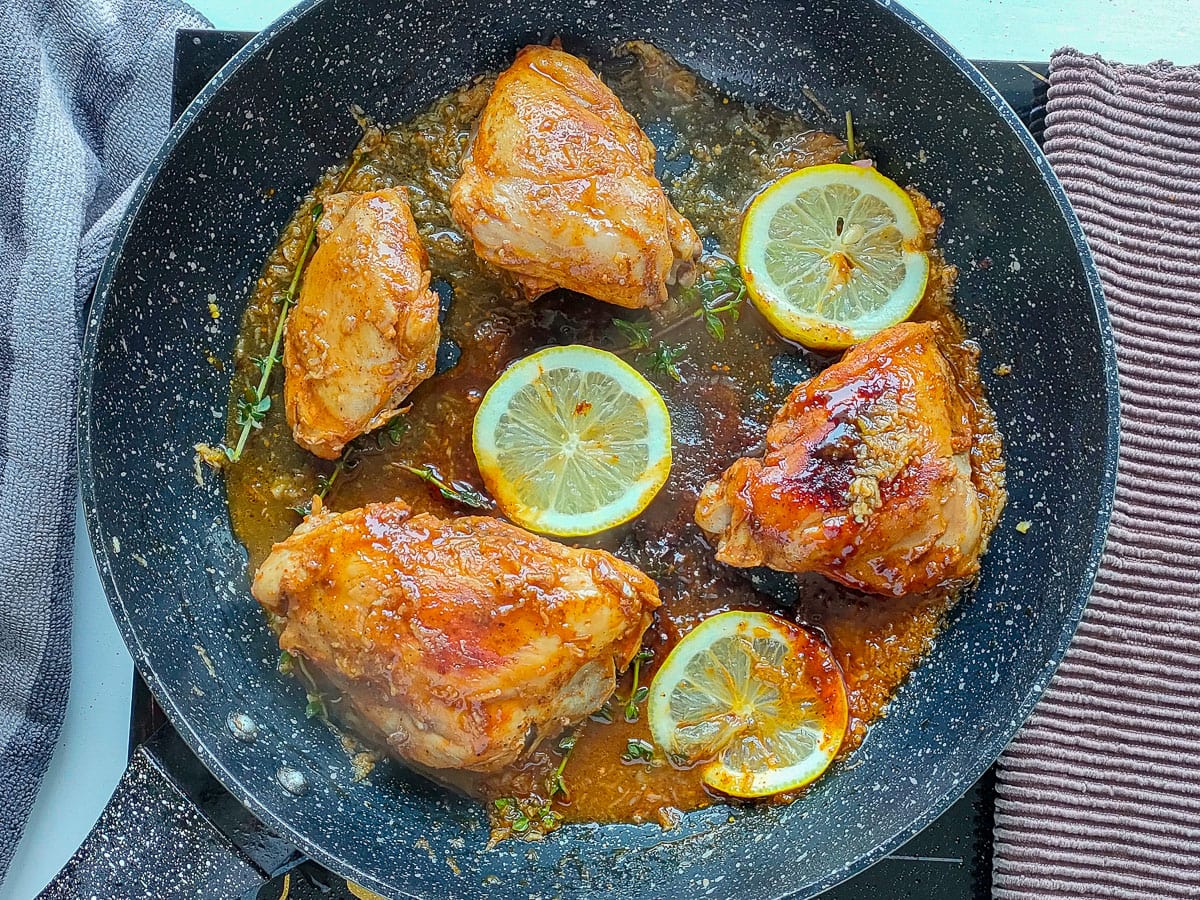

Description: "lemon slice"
648 610 848 798
739 163 930 350
472 345 672 536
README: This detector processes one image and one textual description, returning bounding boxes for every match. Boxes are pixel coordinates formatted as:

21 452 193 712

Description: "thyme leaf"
251 353 280 379
622 738 655 764
667 750 690 768
590 699 614 724
305 692 327 720
492 794 560 838
376 415 408 450
235 394 272 429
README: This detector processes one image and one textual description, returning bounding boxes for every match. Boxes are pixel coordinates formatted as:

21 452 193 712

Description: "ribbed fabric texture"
993 50 1200 898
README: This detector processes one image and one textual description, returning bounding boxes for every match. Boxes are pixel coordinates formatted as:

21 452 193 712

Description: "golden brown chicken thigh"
449 45 701 309
695 322 984 596
252 501 659 774
284 188 439 459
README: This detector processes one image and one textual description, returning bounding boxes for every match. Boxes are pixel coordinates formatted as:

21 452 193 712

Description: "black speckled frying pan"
73 0 1117 897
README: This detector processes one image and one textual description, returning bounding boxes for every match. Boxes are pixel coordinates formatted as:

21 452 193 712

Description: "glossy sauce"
223 42 1004 830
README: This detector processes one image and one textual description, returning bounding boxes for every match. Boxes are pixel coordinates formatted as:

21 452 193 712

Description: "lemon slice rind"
647 610 848 799
472 345 672 537
739 163 930 351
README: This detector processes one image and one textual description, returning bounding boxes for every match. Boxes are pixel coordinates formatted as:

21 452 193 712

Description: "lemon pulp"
472 345 672 536
739 163 929 350
648 610 849 798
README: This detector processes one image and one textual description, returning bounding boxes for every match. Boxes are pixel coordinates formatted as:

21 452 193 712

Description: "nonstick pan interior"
79 0 1117 896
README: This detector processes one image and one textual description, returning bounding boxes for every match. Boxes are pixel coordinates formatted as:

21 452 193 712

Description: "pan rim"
77 0 1120 896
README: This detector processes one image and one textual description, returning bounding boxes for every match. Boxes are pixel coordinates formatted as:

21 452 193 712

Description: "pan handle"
38 732 268 899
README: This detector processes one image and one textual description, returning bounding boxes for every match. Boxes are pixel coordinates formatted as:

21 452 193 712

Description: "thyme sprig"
686 263 746 341
398 463 492 509
289 415 408 517
281 649 334 720
611 318 683 383
623 648 654 723
610 262 747 383
488 731 578 838
838 110 871 164
224 146 366 464
646 342 685 382
289 453 357 517
612 317 651 349
226 203 323 463
548 730 579 800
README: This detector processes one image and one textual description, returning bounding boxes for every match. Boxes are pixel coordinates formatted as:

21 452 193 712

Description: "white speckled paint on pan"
77 0 1118 897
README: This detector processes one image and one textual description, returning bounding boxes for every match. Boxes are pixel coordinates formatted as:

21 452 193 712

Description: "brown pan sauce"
223 42 1004 830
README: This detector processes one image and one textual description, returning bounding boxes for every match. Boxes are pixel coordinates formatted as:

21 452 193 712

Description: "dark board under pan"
78 1 1117 897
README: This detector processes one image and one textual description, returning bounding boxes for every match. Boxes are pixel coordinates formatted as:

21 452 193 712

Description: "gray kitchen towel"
0 0 207 884
993 51 1200 898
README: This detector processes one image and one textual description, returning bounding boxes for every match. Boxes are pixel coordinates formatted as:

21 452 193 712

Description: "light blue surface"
2 504 133 900
5 1 1198 897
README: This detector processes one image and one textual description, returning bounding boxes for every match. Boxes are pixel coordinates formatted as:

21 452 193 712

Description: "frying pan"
71 0 1118 896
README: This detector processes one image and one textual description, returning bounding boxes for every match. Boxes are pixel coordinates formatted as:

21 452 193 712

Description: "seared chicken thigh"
695 322 983 596
450 45 701 309
284 188 440 459
253 501 659 773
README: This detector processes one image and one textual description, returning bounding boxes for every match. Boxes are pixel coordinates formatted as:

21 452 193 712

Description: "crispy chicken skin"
284 188 440 460
449 45 701 309
695 322 984 597
252 501 660 774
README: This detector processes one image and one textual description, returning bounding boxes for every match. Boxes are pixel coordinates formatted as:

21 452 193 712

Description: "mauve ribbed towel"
993 50 1200 898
